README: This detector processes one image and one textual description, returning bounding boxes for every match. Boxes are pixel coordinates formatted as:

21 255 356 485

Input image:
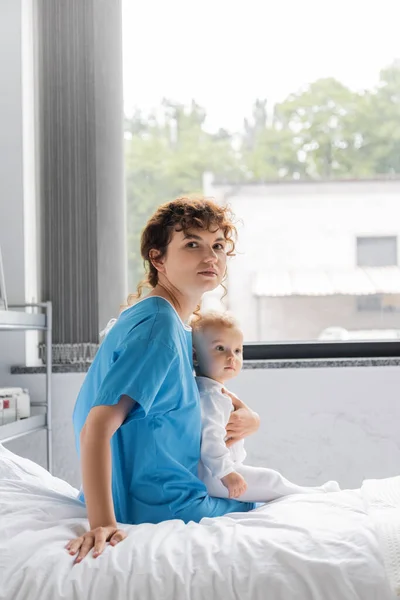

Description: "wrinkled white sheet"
0 445 396 600
363 476 400 597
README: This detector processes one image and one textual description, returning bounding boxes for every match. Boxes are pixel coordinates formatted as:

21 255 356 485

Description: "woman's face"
153 227 228 298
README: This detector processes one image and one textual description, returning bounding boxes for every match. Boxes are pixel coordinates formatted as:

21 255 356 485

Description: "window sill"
9 355 400 374
242 357 400 370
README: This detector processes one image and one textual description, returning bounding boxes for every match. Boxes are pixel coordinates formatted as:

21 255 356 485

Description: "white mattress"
0 444 397 600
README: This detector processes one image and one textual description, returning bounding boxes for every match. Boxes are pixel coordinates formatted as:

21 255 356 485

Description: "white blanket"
362 477 400 598
0 445 396 600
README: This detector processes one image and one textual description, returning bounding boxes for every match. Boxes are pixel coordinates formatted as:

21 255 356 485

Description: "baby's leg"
202 465 340 502
202 470 231 499
233 465 340 503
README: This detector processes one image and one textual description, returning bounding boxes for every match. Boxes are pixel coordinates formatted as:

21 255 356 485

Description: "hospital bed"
0 443 398 600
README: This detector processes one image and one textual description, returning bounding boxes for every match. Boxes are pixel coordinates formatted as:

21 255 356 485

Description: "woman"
67 198 260 563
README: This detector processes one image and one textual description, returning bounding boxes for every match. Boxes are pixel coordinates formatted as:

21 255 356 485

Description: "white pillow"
0 443 79 498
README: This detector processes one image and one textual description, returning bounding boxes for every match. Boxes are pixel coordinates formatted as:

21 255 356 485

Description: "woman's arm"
222 389 260 448
80 396 134 528
66 395 134 563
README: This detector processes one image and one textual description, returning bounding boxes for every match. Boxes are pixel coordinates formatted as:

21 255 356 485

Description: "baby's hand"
221 471 247 498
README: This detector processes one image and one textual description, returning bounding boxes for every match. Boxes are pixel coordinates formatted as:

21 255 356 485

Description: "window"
357 236 398 267
122 0 400 355
356 236 399 312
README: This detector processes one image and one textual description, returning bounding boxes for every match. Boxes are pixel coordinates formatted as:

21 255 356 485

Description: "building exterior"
203 177 400 342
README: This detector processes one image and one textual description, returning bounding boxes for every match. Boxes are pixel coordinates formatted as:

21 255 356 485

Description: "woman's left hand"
222 389 260 447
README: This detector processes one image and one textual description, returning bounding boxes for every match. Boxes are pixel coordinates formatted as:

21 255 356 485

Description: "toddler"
191 311 340 502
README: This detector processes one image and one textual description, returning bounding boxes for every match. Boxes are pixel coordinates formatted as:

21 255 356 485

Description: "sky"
122 0 400 132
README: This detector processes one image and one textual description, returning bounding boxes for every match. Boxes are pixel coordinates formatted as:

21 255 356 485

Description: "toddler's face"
193 325 244 383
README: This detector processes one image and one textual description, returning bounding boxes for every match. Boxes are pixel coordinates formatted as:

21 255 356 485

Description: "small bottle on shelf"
0 394 17 425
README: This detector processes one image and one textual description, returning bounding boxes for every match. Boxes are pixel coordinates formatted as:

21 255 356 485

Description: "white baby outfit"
196 376 340 502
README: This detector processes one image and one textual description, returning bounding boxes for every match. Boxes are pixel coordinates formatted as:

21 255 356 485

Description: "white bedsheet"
362 477 400 598
0 444 396 600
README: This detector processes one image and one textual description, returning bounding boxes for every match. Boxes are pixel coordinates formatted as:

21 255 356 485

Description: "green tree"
260 61 400 179
361 61 400 174
241 98 306 180
274 78 360 178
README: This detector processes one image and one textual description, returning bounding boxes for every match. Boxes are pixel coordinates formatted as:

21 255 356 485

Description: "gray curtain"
36 0 127 361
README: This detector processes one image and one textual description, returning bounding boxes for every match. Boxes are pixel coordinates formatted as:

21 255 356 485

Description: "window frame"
243 340 400 361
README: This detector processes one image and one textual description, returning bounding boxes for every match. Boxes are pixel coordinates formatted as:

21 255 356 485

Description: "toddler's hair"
190 310 241 335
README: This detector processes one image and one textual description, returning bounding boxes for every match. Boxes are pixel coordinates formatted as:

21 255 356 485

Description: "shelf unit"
0 302 52 472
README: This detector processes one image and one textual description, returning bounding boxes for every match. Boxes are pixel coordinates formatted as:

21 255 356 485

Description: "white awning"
253 266 400 297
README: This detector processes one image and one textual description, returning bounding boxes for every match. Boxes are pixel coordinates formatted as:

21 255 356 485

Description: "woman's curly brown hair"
123 197 238 311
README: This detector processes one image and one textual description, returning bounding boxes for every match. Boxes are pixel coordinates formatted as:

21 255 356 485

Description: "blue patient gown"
73 296 254 525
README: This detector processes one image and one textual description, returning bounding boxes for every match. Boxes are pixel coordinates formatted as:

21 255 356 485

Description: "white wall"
0 0 39 375
4 365 400 492
228 181 400 270
3 372 85 488
0 0 26 375
230 365 400 490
